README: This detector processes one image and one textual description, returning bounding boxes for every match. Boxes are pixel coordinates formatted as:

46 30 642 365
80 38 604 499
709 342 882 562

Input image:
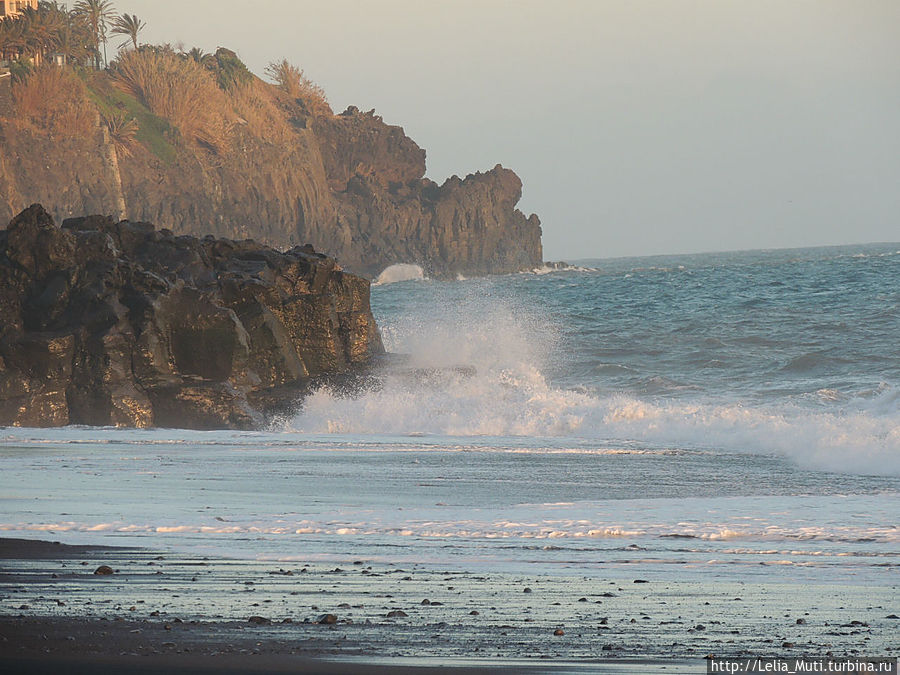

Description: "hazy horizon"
117 0 899 260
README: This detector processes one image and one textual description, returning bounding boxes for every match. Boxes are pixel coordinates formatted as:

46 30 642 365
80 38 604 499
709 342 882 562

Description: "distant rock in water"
0 204 383 429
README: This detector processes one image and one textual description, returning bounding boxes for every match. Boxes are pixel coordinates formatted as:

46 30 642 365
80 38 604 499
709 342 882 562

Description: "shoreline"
2 537 897 673
0 618 694 674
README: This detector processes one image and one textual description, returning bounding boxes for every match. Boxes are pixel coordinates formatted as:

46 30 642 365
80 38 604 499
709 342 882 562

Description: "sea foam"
285 290 900 477
373 263 426 285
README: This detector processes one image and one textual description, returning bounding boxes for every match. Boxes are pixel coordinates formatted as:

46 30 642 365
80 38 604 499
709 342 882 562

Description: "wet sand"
1 537 896 673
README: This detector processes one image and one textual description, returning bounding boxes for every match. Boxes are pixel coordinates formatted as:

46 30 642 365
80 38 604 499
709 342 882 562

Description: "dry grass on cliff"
265 59 333 117
228 78 295 144
112 50 231 154
11 67 97 137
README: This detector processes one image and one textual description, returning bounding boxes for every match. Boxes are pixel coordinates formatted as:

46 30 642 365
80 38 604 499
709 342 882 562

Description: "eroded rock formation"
0 99 542 279
0 204 383 429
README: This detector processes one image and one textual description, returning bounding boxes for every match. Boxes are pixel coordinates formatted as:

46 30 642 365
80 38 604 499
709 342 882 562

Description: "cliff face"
0 204 383 429
0 85 542 279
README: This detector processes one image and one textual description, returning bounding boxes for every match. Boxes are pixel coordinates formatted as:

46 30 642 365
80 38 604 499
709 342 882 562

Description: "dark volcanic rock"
0 204 383 429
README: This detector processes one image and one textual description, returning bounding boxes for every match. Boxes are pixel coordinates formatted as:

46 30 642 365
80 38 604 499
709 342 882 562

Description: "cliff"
0 204 383 429
0 53 542 279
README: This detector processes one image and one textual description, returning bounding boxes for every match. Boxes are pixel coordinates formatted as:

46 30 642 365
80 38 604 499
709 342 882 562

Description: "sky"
113 1 899 260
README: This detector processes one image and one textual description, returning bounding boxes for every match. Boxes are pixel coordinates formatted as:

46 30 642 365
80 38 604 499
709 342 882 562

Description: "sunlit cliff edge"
0 48 542 279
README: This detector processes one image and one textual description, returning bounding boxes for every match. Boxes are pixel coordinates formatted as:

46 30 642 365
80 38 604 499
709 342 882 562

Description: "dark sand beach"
2 537 896 673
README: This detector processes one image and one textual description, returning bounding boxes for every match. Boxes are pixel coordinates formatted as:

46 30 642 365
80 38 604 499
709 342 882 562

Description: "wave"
3 518 896 545
283 295 900 477
288 383 900 476
373 263 426 285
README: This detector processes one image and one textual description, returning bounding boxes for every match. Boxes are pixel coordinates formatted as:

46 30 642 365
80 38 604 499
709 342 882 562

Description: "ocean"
2 243 899 589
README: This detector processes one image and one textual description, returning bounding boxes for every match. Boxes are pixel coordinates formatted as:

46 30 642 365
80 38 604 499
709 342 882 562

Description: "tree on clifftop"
110 12 144 51
0 2 94 68
73 0 115 68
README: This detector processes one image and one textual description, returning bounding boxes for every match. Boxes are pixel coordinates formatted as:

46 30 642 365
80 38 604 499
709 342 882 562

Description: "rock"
469 610 479 615
886 614 899 619
93 565 114 576
0 91 542 280
634 579 649 583
796 618 806 625
523 587 532 593
553 628 564 636
0 205 383 428
247 616 270 625
421 599 431 605
782 642 794 648
316 614 338 624
578 597 588 602
386 610 407 618
332 166 542 278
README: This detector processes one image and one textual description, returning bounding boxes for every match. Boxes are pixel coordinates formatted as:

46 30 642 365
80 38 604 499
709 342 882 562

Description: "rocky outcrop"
315 106 427 191
332 164 542 278
0 204 383 429
0 85 542 278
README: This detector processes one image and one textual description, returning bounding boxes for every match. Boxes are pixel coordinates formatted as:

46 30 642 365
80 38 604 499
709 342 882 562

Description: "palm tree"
53 13 92 67
17 5 65 66
110 13 144 51
0 18 27 62
74 0 115 69
186 46 206 62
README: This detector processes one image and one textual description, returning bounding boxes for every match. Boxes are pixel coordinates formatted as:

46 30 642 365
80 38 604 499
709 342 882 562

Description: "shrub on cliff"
208 47 253 91
229 78 295 144
11 66 96 137
111 47 231 154
265 58 332 117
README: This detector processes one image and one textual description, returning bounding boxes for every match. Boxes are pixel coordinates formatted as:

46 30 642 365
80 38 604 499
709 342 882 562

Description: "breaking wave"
284 288 900 477
373 263 426 285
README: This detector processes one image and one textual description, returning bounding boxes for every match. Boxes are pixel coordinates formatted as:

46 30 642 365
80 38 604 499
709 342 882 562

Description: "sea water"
1 244 898 585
